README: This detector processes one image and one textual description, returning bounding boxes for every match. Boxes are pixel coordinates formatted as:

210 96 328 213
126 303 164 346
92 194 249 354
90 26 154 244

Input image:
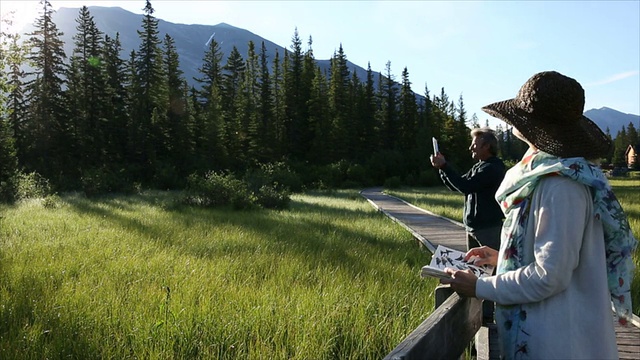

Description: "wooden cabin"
626 144 639 169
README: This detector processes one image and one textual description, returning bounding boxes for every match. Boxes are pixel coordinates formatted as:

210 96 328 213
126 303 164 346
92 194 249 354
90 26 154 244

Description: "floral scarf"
494 150 637 359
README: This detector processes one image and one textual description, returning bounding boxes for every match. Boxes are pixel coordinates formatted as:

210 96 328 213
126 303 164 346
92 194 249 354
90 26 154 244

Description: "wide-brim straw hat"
482 71 611 159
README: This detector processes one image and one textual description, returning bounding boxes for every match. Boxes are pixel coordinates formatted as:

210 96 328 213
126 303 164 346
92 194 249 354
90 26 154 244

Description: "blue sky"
2 0 639 128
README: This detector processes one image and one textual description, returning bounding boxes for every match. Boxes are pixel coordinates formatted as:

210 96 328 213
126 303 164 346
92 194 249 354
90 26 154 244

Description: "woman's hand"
464 246 499 267
440 269 478 298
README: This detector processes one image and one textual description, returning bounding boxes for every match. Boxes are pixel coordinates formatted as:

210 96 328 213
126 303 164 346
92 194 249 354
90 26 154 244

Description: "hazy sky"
1 0 639 128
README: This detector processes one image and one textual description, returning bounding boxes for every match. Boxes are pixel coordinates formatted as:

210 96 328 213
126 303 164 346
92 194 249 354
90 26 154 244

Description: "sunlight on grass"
0 190 438 359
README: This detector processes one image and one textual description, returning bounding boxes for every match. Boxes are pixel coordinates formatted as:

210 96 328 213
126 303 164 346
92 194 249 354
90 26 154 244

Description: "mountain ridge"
49 6 379 95
584 107 640 136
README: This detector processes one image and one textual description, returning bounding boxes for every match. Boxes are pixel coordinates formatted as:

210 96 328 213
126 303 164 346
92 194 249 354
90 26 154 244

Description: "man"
430 127 505 251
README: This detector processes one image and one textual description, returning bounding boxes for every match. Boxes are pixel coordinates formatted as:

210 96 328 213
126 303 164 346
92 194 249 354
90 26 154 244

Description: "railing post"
435 285 454 309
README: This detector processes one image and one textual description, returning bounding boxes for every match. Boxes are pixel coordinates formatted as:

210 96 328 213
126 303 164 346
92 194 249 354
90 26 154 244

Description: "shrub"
255 183 290 209
15 172 53 200
42 194 62 209
245 162 302 193
183 171 256 210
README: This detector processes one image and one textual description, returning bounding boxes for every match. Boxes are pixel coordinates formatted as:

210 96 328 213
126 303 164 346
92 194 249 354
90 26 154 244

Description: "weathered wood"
361 188 467 252
383 292 482 360
616 318 640 360
435 285 455 308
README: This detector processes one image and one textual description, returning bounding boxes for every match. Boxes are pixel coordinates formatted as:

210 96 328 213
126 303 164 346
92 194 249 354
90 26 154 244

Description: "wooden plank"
383 292 482 360
616 318 640 360
361 188 467 252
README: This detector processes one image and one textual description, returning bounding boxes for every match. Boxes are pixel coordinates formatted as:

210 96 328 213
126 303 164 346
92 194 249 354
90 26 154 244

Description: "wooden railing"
383 286 482 360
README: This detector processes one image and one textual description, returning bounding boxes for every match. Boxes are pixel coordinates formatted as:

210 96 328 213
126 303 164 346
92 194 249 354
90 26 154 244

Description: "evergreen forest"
0 0 635 203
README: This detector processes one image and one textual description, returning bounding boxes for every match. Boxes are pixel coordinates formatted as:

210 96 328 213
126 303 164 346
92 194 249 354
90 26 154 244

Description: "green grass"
0 190 437 359
387 178 640 316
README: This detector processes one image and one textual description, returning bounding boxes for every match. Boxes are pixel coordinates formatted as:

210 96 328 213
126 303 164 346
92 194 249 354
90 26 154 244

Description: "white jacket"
477 176 619 360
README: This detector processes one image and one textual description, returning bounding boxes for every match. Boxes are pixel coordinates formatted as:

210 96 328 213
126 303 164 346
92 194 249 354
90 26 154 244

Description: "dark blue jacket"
439 156 506 231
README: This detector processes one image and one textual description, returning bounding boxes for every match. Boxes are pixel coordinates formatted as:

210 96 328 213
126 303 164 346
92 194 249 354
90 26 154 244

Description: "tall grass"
0 190 436 359
387 178 640 316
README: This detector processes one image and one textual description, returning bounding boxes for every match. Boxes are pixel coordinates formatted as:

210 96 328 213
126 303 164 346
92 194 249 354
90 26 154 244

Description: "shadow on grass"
61 190 423 277
0 273 103 359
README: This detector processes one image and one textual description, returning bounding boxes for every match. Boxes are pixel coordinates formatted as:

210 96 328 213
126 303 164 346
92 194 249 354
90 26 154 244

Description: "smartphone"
432 137 439 155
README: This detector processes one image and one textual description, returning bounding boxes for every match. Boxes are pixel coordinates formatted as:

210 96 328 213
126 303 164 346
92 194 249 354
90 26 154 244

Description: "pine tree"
3 27 27 172
162 33 190 181
360 63 379 159
271 49 286 159
253 41 275 163
307 65 330 164
102 33 129 169
626 122 639 147
131 0 167 183
222 45 246 169
298 35 316 161
452 94 473 168
380 61 399 151
23 0 69 185
328 44 351 161
398 67 418 152
283 28 308 160
194 34 226 172
66 6 106 178
0 20 19 201
241 41 261 165
349 69 365 162
414 83 435 177
612 127 628 167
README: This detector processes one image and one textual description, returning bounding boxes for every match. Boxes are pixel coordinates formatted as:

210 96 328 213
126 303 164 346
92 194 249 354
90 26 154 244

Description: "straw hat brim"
482 98 611 159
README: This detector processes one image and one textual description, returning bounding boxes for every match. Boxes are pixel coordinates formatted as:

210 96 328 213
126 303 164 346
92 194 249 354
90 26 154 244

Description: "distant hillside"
584 107 640 136
44 6 384 92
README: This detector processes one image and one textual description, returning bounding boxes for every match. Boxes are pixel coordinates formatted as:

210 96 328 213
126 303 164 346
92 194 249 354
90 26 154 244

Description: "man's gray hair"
470 127 499 156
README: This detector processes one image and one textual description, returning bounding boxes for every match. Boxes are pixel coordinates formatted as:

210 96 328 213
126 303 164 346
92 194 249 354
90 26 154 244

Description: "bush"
184 167 293 210
255 183 290 209
42 194 62 209
245 162 302 193
15 172 53 200
183 171 256 210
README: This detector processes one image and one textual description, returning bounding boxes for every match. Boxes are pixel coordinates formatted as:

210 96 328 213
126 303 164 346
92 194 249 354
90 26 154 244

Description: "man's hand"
430 153 446 169
440 268 478 297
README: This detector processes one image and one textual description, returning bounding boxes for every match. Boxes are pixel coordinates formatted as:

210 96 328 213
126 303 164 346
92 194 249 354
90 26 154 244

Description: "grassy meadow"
0 190 438 359
387 178 640 316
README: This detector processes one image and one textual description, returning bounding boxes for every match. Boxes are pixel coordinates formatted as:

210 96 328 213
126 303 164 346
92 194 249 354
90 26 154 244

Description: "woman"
442 71 637 360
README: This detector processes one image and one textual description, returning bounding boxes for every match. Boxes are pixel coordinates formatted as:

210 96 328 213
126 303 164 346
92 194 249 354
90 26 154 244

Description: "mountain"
40 6 382 92
584 107 640 135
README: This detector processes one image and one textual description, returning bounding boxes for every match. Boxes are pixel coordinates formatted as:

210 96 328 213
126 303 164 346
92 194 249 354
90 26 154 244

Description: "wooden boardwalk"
360 187 640 360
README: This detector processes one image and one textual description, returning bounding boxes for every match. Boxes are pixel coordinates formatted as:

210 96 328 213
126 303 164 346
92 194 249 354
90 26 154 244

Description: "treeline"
5 0 622 204
609 122 639 168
